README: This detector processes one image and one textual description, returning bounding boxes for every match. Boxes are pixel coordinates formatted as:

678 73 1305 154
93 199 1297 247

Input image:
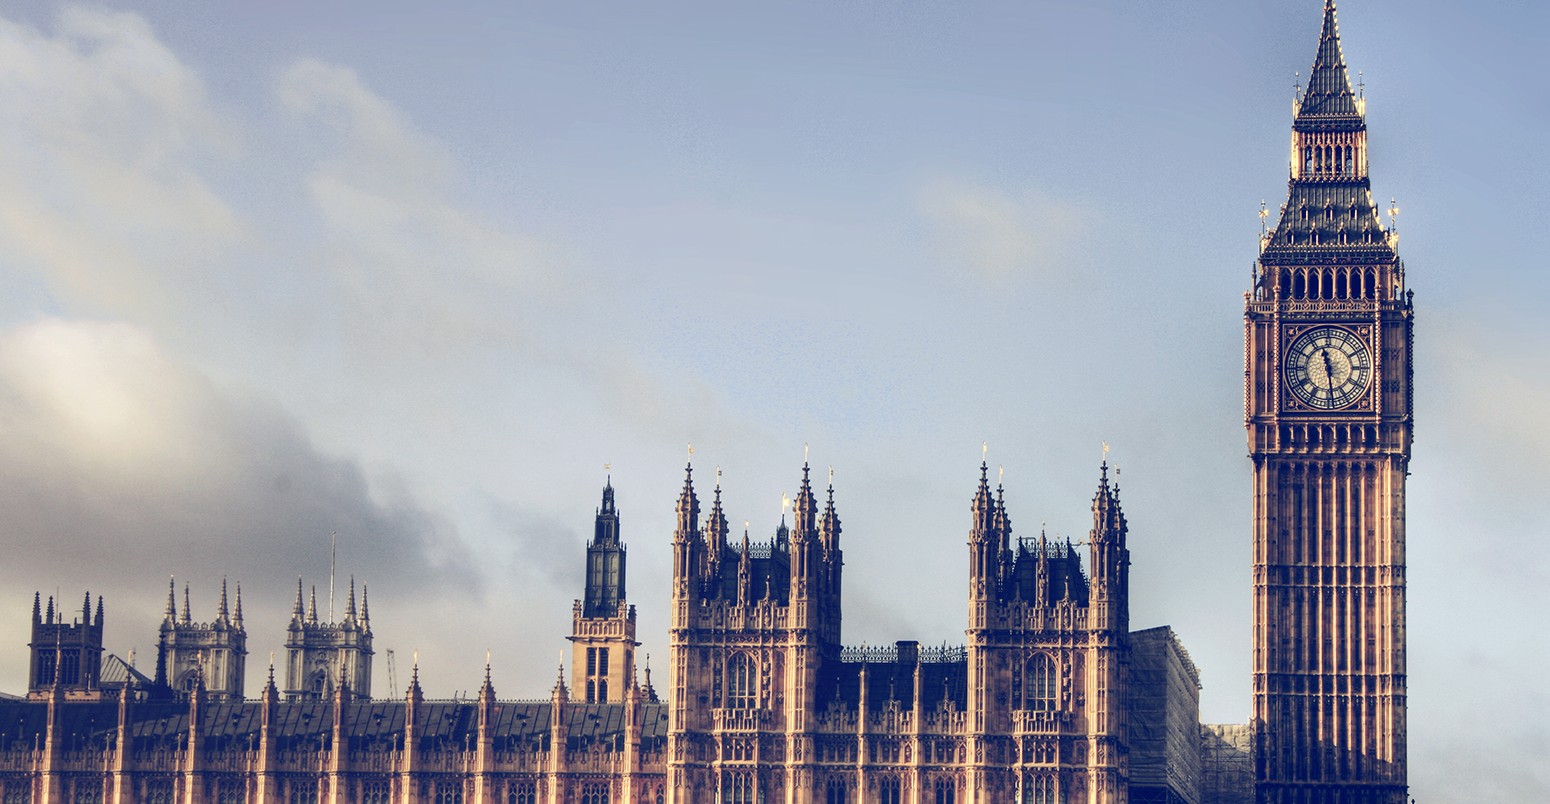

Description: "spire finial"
234 583 244 627
218 577 229 621
165 577 176 620
181 584 191 624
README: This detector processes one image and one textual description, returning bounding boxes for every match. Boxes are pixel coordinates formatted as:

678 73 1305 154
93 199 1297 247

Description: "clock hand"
1321 349 1337 390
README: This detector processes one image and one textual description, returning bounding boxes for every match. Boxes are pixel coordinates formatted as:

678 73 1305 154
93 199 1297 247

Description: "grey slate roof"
0 699 669 750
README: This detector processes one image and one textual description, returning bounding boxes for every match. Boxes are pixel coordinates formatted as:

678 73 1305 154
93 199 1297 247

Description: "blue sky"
0 2 1545 798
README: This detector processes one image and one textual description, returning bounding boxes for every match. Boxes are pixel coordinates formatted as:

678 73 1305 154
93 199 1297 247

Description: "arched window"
360 782 390 804
1023 774 1055 804
722 773 754 804
1024 655 1057 711
726 653 757 710
825 777 848 804
143 783 175 804
507 783 536 804
934 776 956 804
879 776 902 804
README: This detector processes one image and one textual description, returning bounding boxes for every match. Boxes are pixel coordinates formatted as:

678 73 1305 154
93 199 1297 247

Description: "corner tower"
26 592 104 700
283 577 373 700
155 578 248 700
569 475 638 703
1246 3 1412 801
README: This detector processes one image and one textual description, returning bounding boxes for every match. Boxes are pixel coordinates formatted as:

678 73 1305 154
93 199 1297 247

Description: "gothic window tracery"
1021 774 1055 804
933 776 956 804
1019 654 1057 711
722 772 755 804
824 776 848 804
726 653 757 710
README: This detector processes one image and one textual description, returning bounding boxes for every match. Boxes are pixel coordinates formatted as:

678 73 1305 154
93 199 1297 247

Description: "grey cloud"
0 319 479 691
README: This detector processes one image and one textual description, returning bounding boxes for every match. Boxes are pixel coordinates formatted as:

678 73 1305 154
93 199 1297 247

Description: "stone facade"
0 461 1188 804
661 459 1148 803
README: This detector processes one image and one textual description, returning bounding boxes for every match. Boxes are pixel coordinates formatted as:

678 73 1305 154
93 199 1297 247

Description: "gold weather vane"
998 465 1004 485
981 441 988 463
828 465 834 485
804 442 810 463
687 443 695 462
781 492 791 512
1102 442 1110 464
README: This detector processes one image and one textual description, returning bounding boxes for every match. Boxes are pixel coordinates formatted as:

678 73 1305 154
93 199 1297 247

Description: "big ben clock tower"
1246 2 1412 802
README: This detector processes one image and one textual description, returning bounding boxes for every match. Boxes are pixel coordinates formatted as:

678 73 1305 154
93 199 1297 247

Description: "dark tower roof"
1296 1 1362 124
1260 0 1394 268
583 477 627 617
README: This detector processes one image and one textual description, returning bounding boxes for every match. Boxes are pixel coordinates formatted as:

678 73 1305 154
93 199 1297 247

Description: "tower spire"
218 577 230 624
181 584 192 625
1297 0 1361 120
165 578 177 623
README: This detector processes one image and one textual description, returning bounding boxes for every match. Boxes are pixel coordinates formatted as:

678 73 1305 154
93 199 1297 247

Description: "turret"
583 478 628 618
704 472 729 585
1088 462 1130 632
291 577 305 626
789 463 818 602
671 462 701 599
968 460 1000 605
216 578 230 626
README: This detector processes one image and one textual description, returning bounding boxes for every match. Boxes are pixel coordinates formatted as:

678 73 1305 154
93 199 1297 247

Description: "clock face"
1285 326 1372 410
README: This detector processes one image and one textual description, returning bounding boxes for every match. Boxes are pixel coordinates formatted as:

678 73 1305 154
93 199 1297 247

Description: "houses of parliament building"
0 3 1411 802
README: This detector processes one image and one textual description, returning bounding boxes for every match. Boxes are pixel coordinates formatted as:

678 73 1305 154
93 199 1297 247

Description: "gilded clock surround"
1282 324 1374 412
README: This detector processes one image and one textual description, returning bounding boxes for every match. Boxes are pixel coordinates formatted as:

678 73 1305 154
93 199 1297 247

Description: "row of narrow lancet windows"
1278 265 1381 301
1302 144 1359 177
33 652 89 687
